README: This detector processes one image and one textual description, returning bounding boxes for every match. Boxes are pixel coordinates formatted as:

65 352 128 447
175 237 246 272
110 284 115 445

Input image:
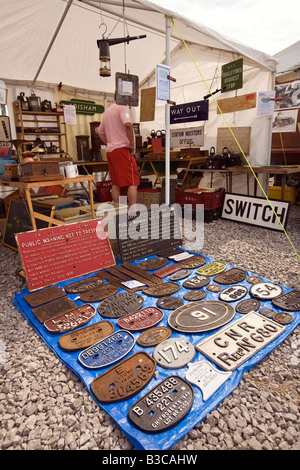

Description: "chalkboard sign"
116 206 182 262
2 199 55 251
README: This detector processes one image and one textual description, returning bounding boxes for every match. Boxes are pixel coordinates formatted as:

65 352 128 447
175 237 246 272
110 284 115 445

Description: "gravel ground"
0 204 299 451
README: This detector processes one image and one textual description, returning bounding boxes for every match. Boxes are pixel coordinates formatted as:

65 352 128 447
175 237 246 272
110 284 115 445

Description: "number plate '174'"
196 311 285 371
128 376 194 433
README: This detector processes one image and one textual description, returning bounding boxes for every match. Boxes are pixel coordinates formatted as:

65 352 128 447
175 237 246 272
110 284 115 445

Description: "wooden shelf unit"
12 100 69 160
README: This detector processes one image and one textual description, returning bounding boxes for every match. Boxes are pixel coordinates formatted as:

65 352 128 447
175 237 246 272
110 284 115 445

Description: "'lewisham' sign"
221 193 290 232
59 99 104 115
170 100 208 124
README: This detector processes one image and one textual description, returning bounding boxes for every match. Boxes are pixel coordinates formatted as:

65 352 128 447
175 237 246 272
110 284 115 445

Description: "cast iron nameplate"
219 285 248 302
213 268 247 285
44 304 96 333
16 220 115 292
156 296 183 310
250 282 283 300
196 311 285 371
153 337 195 369
186 361 232 401
58 320 114 351
90 352 156 403
116 206 182 263
116 306 164 331
137 257 168 271
137 326 172 347
97 292 144 318
64 276 104 294
79 283 119 303
78 330 135 369
168 300 236 333
24 286 66 307
32 296 77 323
272 290 300 311
142 282 180 297
128 376 194 433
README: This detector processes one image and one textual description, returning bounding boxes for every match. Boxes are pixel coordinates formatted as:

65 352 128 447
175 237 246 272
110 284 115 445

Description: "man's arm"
98 132 107 145
124 122 135 154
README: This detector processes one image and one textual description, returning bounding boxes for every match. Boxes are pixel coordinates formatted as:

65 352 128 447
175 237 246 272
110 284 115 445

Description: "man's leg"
111 184 120 203
127 185 138 207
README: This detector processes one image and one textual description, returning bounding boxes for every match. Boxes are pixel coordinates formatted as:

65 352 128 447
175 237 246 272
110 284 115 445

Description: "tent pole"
31 0 73 87
165 15 172 206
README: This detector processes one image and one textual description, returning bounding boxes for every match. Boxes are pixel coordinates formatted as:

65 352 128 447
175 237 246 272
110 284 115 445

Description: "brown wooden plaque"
217 93 256 114
15 219 115 291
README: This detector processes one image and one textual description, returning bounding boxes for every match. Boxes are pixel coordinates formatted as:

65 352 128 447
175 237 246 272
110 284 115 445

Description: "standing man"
98 96 139 207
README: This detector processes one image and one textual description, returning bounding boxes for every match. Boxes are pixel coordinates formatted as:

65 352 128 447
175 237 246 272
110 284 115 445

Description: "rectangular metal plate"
153 264 181 279
32 297 77 323
24 286 66 307
15 219 115 292
196 311 286 371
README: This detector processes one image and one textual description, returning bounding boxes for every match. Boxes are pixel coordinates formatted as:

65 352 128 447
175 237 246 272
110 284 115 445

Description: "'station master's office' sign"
221 193 290 231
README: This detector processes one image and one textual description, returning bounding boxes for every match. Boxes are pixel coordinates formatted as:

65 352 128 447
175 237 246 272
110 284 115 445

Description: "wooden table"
226 165 300 200
0 175 96 230
77 161 109 187
136 156 208 185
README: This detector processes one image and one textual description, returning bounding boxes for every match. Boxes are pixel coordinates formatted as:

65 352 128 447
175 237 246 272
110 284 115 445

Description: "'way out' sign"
170 100 208 124
221 193 290 231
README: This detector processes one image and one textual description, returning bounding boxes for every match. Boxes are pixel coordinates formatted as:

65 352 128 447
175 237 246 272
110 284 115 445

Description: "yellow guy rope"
171 18 300 262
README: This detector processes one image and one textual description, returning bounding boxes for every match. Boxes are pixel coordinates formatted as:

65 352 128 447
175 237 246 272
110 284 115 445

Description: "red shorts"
107 148 140 187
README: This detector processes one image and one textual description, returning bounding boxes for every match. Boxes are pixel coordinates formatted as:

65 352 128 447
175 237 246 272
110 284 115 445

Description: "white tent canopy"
274 41 300 73
0 0 277 92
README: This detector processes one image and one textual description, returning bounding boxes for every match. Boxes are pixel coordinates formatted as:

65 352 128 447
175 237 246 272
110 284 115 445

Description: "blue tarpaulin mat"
13 250 300 450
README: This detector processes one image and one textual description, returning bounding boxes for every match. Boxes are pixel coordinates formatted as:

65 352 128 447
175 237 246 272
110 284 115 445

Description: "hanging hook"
99 22 108 38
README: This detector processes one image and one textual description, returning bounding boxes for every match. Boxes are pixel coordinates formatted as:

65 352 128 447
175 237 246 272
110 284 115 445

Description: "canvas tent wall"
0 0 278 194
139 41 276 167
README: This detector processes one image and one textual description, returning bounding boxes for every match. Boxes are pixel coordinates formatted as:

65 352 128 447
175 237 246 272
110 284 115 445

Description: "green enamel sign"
221 58 243 93
59 98 104 115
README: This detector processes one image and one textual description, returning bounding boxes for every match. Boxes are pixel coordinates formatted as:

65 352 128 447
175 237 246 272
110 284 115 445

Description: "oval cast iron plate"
97 292 144 318
153 337 195 369
168 300 236 333
44 304 96 333
78 330 135 369
128 376 194 433
116 306 164 331
90 352 156 403
137 326 172 348
58 320 114 351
